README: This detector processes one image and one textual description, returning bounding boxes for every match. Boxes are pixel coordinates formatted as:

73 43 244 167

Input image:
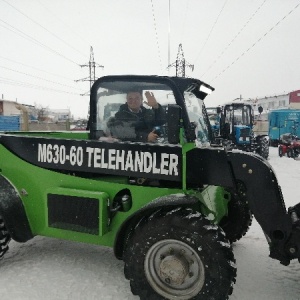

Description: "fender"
0 175 33 242
114 194 198 259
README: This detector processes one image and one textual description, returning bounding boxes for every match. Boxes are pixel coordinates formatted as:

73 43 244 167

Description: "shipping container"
268 109 300 146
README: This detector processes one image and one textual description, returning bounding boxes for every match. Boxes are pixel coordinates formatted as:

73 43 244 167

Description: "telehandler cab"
0 75 299 300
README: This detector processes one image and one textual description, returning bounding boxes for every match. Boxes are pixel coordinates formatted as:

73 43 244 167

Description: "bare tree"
33 104 50 122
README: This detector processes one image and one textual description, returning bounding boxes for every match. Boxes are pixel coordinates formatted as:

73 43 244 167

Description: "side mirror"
167 104 181 144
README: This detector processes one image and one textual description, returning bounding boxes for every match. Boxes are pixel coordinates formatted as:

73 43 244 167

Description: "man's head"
126 91 143 113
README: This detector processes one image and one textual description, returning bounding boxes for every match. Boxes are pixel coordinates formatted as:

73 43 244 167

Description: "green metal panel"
0 144 184 247
3 131 89 140
199 185 230 223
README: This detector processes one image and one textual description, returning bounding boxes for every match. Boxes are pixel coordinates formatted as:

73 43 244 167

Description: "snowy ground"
1 147 300 299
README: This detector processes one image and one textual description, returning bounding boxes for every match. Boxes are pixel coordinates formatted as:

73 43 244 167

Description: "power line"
201 0 268 77
0 55 76 81
0 19 79 66
179 0 190 45
0 65 85 91
34 0 92 48
0 76 79 95
1 0 87 59
193 0 229 65
150 0 163 73
210 2 300 82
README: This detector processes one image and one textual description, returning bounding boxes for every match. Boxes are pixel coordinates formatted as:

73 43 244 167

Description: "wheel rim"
144 239 205 300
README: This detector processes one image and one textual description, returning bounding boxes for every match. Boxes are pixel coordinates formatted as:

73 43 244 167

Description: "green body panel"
0 144 187 247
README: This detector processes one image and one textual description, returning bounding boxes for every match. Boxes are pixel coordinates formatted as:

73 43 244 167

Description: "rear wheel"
257 136 269 159
0 216 11 259
123 207 236 300
287 148 293 158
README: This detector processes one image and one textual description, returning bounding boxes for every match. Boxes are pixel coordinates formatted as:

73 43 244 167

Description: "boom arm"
227 151 297 265
187 148 300 265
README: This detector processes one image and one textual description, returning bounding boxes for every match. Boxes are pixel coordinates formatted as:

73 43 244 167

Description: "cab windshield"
224 104 252 126
95 79 211 146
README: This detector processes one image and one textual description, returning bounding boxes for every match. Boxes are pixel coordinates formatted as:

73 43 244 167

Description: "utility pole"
168 0 171 75
168 44 194 77
75 46 104 96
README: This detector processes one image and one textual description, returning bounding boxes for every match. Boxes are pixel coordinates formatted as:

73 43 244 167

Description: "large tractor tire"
219 195 253 243
257 136 269 159
123 207 236 300
0 216 11 259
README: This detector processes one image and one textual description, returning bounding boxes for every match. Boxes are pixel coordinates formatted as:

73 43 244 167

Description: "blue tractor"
206 107 221 138
217 103 269 159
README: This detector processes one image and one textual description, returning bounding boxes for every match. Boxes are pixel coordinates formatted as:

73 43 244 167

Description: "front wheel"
123 208 236 300
278 145 283 157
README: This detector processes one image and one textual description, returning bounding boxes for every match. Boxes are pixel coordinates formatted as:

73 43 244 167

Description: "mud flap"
0 175 33 242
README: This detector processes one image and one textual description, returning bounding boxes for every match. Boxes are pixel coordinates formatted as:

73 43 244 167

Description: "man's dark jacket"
107 104 166 142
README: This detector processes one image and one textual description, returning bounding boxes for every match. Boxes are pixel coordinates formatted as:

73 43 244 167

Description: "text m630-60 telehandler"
0 75 299 300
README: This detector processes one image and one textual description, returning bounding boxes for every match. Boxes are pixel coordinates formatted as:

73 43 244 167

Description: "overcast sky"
0 0 299 119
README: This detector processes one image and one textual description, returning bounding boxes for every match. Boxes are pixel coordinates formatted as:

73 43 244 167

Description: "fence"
0 116 20 131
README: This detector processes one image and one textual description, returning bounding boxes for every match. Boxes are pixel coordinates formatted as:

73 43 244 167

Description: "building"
245 90 300 115
233 90 300 137
0 98 23 116
0 96 72 131
0 98 23 131
47 109 72 123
